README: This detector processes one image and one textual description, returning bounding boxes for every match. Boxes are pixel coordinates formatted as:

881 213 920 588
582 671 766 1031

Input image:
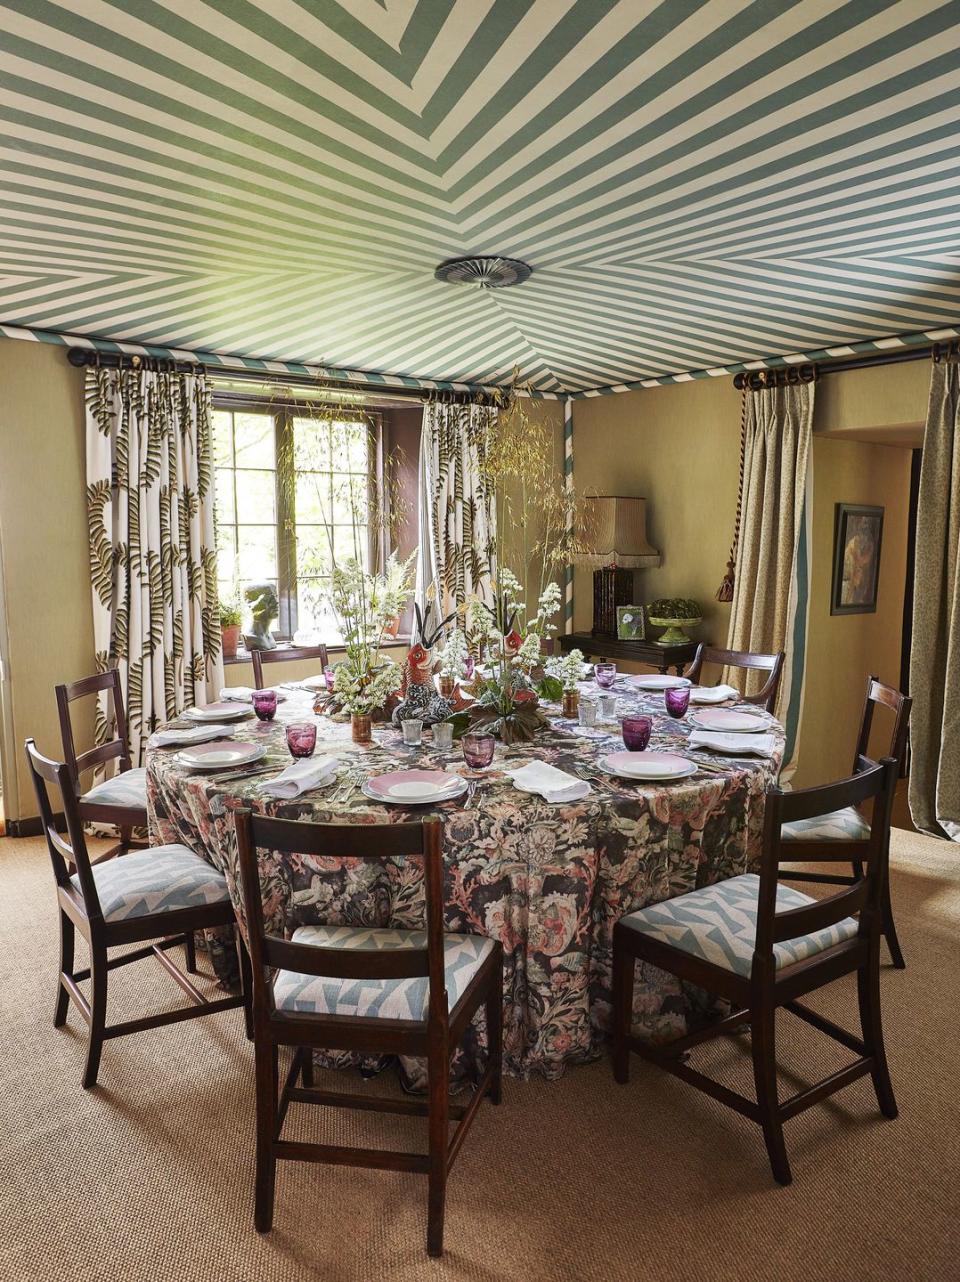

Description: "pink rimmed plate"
175 741 266 771
184 701 253 722
690 709 767 733
599 751 698 781
365 769 466 805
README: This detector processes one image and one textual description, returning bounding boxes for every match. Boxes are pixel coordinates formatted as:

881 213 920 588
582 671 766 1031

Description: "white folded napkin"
257 756 341 798
505 761 592 803
219 686 253 701
150 724 235 747
689 731 780 758
689 684 741 705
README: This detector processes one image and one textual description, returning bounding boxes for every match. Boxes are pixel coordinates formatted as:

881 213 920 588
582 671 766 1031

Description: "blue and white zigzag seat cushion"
781 805 870 842
80 766 148 811
70 844 230 921
273 925 494 1021
619 874 858 977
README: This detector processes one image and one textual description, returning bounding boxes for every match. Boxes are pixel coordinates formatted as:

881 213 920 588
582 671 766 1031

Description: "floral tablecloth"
146 681 783 1084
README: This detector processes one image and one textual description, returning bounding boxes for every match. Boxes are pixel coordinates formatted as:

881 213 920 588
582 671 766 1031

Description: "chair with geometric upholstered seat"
26 739 247 1089
780 675 912 969
56 669 148 857
612 756 899 1186
233 809 503 1258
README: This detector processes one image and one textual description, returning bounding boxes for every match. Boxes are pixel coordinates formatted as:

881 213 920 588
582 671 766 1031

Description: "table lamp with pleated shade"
574 496 661 636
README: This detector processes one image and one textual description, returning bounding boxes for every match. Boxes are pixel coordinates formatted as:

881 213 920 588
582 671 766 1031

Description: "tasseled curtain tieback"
716 387 747 603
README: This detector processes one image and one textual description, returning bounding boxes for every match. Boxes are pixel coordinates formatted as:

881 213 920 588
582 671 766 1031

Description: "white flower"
437 627 470 680
545 647 587 689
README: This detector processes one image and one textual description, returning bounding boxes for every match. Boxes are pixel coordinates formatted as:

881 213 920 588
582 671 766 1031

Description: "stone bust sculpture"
242 581 278 651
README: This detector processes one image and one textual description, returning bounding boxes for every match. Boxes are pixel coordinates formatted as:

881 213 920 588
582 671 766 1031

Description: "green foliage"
219 599 242 628
648 597 702 619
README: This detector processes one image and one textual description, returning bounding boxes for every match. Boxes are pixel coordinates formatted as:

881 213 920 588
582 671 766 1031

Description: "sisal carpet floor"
0 830 957 1282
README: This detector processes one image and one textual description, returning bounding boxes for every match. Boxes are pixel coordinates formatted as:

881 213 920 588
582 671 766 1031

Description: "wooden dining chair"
26 739 248 1089
250 644 329 690
56 669 147 855
612 755 899 1185
684 644 785 712
781 675 912 969
234 810 503 1258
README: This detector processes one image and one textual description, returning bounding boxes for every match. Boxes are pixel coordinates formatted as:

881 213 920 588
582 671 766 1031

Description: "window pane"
212 410 233 467
234 413 275 468
293 418 330 471
215 468 235 525
216 527 238 591
237 525 277 582
297 578 343 645
235 469 276 524
331 420 369 472
334 524 366 563
295 526 333 578
332 474 368 525
295 472 330 525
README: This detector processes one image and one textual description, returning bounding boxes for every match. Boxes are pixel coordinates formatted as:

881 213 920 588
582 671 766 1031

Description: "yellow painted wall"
0 340 93 822
571 364 921 786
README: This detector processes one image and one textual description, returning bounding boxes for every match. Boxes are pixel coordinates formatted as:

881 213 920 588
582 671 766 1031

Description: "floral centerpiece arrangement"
321 552 414 741
544 647 588 717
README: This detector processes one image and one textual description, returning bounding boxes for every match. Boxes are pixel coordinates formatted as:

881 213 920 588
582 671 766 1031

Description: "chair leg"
54 910 74 1028
82 943 108 1090
237 935 253 1041
184 931 197 974
858 956 898 1119
485 956 503 1104
751 1005 791 1185
300 1046 315 1088
611 939 635 1085
253 1042 278 1233
881 877 906 970
426 1033 449 1258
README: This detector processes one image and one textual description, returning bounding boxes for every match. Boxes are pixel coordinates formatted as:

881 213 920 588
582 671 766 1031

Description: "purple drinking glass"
252 689 277 721
462 732 495 769
664 686 691 719
323 667 336 693
285 722 317 759
595 662 617 689
621 715 652 752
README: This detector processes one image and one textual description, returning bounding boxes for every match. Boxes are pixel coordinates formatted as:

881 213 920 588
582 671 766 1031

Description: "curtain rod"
731 343 942 390
64 347 492 405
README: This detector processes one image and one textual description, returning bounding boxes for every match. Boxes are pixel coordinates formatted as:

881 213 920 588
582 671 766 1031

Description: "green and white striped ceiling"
1 0 959 394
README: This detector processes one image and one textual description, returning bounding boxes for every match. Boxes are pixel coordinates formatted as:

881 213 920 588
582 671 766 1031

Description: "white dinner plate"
629 674 692 691
183 702 253 723
361 779 467 806
175 742 266 771
690 709 767 733
301 674 329 691
599 751 699 781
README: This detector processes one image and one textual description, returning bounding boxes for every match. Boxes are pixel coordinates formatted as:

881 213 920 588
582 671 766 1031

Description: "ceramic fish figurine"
392 640 453 726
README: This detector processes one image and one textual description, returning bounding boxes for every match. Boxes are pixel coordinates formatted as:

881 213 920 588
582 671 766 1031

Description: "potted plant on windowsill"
219 598 242 660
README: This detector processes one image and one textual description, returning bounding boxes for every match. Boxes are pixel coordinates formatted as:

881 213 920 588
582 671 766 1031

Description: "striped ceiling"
1 1 960 394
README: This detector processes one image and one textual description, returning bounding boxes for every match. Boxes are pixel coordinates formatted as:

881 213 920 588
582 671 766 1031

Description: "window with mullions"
212 403 376 645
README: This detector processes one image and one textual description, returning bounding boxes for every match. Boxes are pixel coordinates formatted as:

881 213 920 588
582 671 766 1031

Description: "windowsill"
224 638 412 665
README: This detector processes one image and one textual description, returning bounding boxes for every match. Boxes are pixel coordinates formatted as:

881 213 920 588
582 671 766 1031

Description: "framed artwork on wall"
831 503 884 615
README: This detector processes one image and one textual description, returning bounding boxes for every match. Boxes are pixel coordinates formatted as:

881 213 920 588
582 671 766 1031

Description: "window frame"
212 394 382 642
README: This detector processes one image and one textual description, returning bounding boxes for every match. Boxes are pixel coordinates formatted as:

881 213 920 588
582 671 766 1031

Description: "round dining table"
146 677 784 1086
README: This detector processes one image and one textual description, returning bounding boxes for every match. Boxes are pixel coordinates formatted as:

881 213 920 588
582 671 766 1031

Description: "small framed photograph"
831 503 883 615
616 605 646 640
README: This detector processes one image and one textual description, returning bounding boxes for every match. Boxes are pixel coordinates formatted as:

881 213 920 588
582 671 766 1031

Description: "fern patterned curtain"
86 365 223 764
726 380 814 777
909 360 960 840
416 401 497 615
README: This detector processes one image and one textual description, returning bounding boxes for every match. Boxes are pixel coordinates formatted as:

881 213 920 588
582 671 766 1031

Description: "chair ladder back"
853 675 912 773
24 739 104 916
251 644 330 690
754 757 898 959
685 644 785 710
56 669 132 787
234 811 446 1020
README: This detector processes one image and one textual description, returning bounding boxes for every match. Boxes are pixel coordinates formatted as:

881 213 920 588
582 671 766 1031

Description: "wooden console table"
557 631 702 676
